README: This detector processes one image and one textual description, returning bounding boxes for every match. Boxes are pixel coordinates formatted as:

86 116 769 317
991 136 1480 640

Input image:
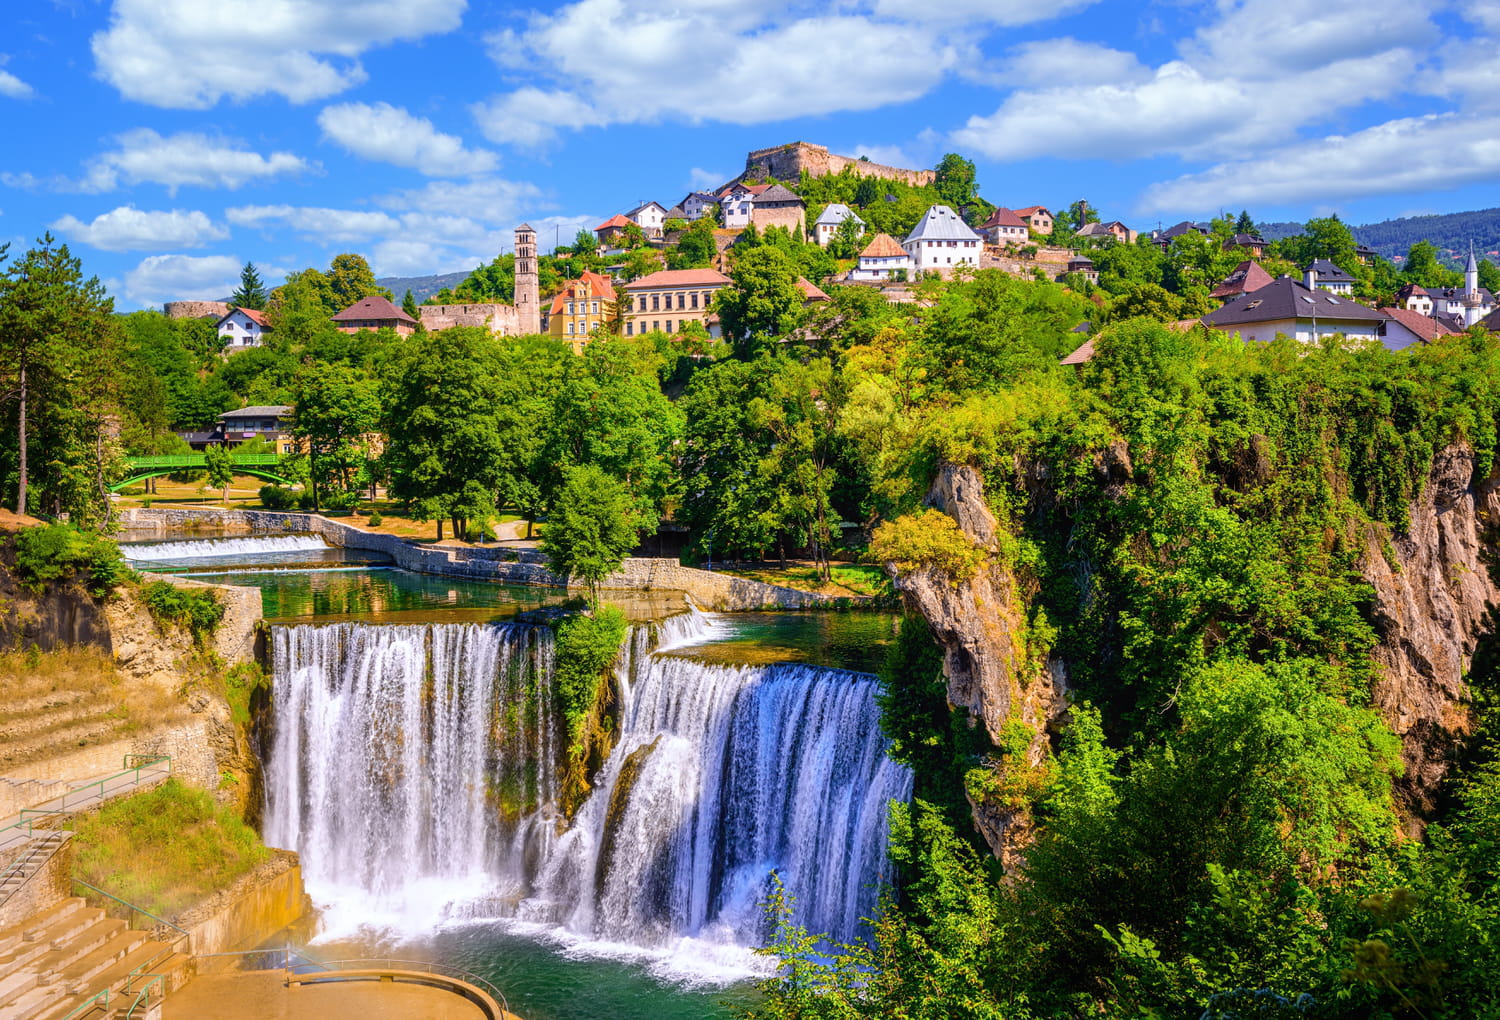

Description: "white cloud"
317 102 498 176
92 0 468 109
687 168 726 191
51 205 228 251
871 0 1101 25
377 176 542 219
0 69 33 99
475 3 961 146
226 205 401 243
1140 113 1500 213
371 239 467 276
1185 0 1441 71
5 130 313 195
954 50 1412 162
993 38 1149 88
124 253 242 306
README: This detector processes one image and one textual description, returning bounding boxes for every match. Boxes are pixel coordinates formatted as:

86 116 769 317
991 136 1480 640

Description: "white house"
626 201 669 237
719 183 768 228
679 192 718 221
848 233 911 281
902 205 982 276
1202 276 1387 345
216 307 271 352
978 207 1028 245
1304 259 1355 296
813 204 865 247
1396 283 1434 315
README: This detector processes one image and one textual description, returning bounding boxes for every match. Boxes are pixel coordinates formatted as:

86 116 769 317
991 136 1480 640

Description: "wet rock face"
1362 444 1500 816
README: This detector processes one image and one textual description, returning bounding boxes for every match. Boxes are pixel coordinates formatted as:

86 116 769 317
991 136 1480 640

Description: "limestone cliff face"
890 462 1069 862
1361 444 1500 815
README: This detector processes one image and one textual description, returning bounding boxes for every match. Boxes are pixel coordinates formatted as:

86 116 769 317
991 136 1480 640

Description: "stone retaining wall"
176 850 308 964
0 835 73 930
119 509 859 611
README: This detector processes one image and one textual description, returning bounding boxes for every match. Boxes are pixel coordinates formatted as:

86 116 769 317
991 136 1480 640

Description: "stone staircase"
0 897 189 1019
0 832 70 907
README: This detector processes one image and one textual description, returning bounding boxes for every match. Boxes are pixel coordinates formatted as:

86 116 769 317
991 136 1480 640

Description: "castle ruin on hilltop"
736 142 935 188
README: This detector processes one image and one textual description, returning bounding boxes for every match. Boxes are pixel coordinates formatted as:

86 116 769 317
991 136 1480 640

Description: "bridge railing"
125 453 284 468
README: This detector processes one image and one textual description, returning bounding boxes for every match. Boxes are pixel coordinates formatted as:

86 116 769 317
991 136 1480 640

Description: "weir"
262 611 911 957
121 534 331 561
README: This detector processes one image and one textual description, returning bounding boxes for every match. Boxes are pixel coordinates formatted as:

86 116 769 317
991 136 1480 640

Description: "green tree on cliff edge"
541 463 655 605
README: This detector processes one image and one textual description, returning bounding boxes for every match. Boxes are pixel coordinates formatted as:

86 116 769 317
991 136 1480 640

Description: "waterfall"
122 534 329 560
264 610 912 966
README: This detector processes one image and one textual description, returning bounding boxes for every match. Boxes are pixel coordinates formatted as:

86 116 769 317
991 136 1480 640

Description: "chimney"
1303 267 1317 290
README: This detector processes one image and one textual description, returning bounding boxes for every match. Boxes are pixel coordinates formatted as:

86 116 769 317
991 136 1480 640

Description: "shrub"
552 606 627 747
296 491 318 512
322 489 360 511
258 484 297 510
869 509 987 584
14 524 129 598
141 580 224 644
367 511 383 527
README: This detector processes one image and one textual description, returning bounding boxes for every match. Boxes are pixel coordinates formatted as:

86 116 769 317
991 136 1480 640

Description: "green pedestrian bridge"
113 452 294 492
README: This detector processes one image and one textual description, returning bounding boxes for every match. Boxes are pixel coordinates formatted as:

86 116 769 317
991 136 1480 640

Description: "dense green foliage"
72 778 269 919
12 522 128 597
140 580 224 645
541 464 655 603
552 605 628 747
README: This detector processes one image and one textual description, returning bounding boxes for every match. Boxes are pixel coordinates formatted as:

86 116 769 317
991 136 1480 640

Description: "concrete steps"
0 833 71 905
0 896 185 1020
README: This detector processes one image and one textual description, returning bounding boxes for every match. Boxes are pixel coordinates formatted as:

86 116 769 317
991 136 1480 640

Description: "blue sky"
2 0 1498 310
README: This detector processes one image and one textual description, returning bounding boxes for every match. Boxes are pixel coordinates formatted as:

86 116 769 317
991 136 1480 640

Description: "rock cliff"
1360 444 1500 816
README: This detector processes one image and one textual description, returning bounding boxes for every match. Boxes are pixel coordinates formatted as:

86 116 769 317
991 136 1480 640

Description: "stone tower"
514 223 539 335
1464 245 1482 327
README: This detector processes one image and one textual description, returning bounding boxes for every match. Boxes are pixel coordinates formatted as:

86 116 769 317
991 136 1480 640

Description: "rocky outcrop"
889 462 1069 862
1361 444 1500 816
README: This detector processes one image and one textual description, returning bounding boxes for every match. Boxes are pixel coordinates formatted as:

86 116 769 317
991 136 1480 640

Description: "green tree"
1402 241 1461 288
229 262 268 310
540 463 655 605
401 288 419 321
829 215 865 260
715 246 807 359
291 362 380 508
854 175 882 208
204 443 235 505
1235 210 1255 234
0 234 121 522
1481 258 1500 294
572 228 599 256
324 253 390 311
933 153 979 209
669 216 717 270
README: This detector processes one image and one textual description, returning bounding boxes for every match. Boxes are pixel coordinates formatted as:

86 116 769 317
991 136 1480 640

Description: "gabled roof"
626 201 668 218
815 203 864 227
796 277 830 302
1307 259 1355 284
595 213 630 231
1210 260 1274 299
1061 336 1095 365
663 205 687 220
330 295 416 324
1015 206 1051 217
721 183 772 198
549 270 617 313
1379 306 1458 341
859 233 908 258
216 307 272 328
1202 277 1385 329
682 191 717 204
1075 221 1114 237
220 405 291 419
754 183 803 205
1396 283 1430 298
1481 308 1500 331
904 205 981 244
982 207 1027 229
1230 232 1266 247
1161 220 1209 240
621 268 732 290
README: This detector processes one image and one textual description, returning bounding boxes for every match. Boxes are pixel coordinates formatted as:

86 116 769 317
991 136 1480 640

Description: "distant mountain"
376 271 471 303
1255 209 1500 266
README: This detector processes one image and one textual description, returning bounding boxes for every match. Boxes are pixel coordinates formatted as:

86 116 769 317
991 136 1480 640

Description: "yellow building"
548 270 617 352
621 268 731 338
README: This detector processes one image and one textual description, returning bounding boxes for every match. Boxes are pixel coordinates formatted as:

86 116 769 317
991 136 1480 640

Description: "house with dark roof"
1426 251 1496 325
331 295 417 336
626 201 669 238
1396 283 1434 315
903 205 982 276
679 192 719 221
1210 261 1274 302
216 307 271 353
719 183 771 228
813 204 864 247
218 405 295 454
749 183 807 237
1354 244 1379 265
1304 260 1355 296
1076 220 1136 244
1153 221 1210 250
1202 276 1390 346
849 233 911 281
1225 233 1268 258
979 207 1029 245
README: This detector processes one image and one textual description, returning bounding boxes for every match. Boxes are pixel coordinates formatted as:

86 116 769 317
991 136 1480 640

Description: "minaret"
514 223 539 335
1464 245 1481 326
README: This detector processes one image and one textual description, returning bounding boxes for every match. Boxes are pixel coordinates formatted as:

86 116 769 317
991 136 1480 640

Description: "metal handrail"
73 878 191 951
59 987 112 1020
295 957 510 1014
0 756 171 842
124 974 165 1019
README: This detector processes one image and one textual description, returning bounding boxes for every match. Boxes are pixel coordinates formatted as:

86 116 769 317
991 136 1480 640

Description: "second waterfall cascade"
263 609 912 972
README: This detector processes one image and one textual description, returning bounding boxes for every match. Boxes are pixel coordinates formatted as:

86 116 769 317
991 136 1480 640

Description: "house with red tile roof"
620 268 731 338
595 213 631 245
1014 206 1053 234
549 270 617 352
216 307 272 353
848 233 911 281
979 207 1028 245
1210 260 1274 302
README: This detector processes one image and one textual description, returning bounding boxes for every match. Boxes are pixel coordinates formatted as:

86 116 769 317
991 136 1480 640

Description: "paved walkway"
166 972 494 1020
0 760 171 854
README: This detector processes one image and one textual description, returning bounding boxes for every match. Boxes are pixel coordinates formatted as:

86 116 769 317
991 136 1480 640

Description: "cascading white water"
263 610 911 970
122 534 330 560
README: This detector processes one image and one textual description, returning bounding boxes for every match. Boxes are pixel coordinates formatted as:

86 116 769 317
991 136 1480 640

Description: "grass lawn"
714 561 893 599
71 778 270 920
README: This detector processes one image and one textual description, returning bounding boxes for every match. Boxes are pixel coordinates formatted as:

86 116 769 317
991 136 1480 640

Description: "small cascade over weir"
123 534 330 560
264 609 911 969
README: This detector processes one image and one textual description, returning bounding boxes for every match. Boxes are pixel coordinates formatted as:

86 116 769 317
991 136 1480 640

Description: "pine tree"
229 262 268 310
401 289 419 320
1235 210 1256 235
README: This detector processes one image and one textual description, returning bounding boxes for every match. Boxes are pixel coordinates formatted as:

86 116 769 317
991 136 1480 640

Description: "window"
690 293 698 310
567 301 574 315
653 321 660 332
566 322 575 334
626 322 634 335
677 292 685 310
652 294 660 311
666 320 674 333
591 302 599 314
638 296 647 312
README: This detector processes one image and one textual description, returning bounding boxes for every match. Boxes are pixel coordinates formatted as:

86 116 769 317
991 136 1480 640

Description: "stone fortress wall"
741 142 936 188
163 300 230 320
418 302 523 335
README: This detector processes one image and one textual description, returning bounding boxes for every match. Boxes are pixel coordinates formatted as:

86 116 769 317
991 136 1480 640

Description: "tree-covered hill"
1259 208 1500 266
